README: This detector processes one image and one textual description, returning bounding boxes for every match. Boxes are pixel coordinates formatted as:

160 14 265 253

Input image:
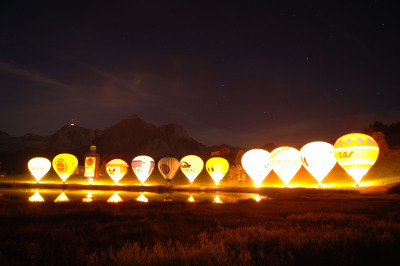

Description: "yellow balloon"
106 159 129 185
28 157 51 183
241 149 272 187
180 155 204 184
270 147 302 186
52 153 78 183
206 157 229 186
333 133 379 184
300 142 336 185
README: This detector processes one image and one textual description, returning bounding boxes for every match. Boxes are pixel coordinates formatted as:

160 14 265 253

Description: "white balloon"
158 157 180 184
241 149 272 187
270 147 302 186
131 155 155 185
180 155 204 184
300 141 336 185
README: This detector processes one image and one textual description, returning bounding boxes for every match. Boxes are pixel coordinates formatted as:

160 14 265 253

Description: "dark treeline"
366 121 400 148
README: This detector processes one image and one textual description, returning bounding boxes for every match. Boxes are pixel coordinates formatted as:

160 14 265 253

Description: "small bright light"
213 195 222 204
180 155 204 185
188 195 195 202
107 192 123 203
82 191 93 202
131 156 155 185
254 194 261 202
28 157 51 183
136 193 148 202
54 192 69 202
52 153 78 183
206 157 229 186
88 178 94 185
29 191 44 202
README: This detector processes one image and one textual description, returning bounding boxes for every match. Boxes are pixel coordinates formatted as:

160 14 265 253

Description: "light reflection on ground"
0 188 269 204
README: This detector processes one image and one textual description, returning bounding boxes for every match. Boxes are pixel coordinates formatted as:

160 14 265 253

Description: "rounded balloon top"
206 157 229 186
334 133 379 149
241 149 272 187
158 157 180 184
52 153 78 183
333 133 379 185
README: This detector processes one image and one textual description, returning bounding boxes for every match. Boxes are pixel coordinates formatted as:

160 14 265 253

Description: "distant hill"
0 114 207 173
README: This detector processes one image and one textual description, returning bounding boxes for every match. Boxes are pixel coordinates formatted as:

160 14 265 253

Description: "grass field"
0 184 400 265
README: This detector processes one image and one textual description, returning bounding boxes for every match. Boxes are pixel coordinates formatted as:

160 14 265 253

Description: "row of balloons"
27 133 380 187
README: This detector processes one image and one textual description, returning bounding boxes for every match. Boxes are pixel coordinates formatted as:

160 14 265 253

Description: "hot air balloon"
300 141 336 186
137 193 148 202
28 157 51 183
54 192 69 202
106 159 129 185
270 147 302 187
180 155 204 185
333 133 379 185
241 149 272 187
107 192 123 203
131 156 155 185
29 190 44 202
158 157 180 185
52 153 78 184
206 157 229 186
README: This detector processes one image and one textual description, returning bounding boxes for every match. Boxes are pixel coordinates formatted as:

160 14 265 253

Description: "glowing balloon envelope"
52 153 78 183
333 133 379 185
180 155 204 184
54 192 69 202
158 157 180 184
106 159 129 185
206 157 229 186
300 142 336 185
270 147 302 186
241 149 272 187
131 155 155 185
28 157 51 183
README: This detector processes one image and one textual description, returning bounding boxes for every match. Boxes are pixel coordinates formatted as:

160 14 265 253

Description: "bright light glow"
136 193 148 202
213 195 222 204
254 194 261 202
158 157 180 185
28 157 51 183
300 141 336 185
180 155 204 184
333 133 379 184
131 156 155 185
82 191 93 202
206 157 229 186
52 153 78 183
29 191 44 202
188 195 195 202
270 147 302 186
241 149 272 187
54 191 69 202
88 178 93 185
107 192 123 203
106 159 129 185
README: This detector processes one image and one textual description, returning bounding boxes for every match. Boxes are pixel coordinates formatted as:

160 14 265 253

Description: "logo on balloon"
160 164 170 175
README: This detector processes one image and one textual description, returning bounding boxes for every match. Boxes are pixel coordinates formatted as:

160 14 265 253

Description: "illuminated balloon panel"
158 157 180 184
28 157 51 183
333 133 379 184
206 157 229 186
241 149 272 187
300 142 336 185
106 159 129 185
270 147 302 186
52 154 78 183
180 155 204 184
131 156 155 185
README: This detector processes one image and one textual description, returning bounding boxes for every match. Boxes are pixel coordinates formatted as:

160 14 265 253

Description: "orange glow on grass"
188 195 195 202
213 195 222 204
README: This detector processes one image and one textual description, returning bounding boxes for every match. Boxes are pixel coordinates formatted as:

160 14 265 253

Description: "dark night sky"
0 1 399 147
